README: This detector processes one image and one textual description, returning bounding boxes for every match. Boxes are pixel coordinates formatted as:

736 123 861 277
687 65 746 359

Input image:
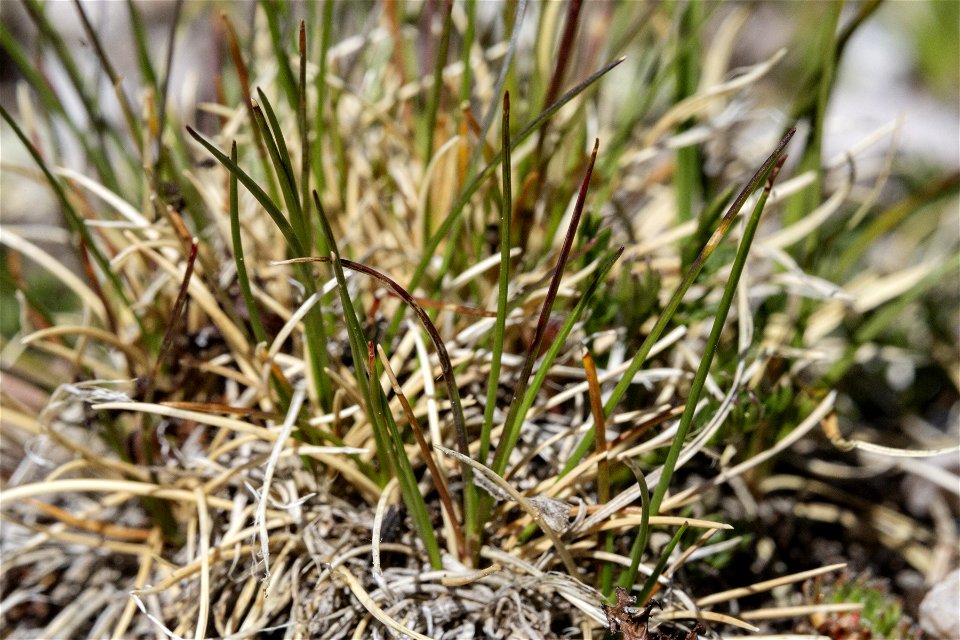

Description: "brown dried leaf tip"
602 588 703 640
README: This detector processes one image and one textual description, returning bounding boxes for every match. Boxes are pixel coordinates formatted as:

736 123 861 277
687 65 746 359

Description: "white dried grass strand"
372 478 399 581
696 562 847 607
657 609 758 631
193 487 212 640
55 167 152 229
331 565 432 640
255 385 305 594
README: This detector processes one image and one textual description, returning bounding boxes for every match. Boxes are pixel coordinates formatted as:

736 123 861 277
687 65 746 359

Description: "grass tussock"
1 2 957 639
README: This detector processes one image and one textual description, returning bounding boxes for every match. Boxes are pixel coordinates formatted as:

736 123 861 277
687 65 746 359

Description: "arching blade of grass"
560 128 796 478
377 344 466 562
311 192 442 569
616 458 651 597
616 155 787 593
479 92 513 467
387 57 625 339
292 189 479 557
489 138 600 480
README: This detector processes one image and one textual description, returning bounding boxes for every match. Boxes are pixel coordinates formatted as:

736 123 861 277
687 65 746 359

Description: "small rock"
919 568 960 639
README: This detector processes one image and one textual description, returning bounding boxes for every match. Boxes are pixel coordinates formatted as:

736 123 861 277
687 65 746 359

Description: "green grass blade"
72 0 143 157
311 0 334 198
387 56 625 339
498 247 623 480
673 0 704 224
616 458 651 595
298 22 315 254
559 128 796 478
647 157 786 519
125 0 158 89
253 89 305 237
489 139 601 479
479 92 513 466
262 0 299 111
186 126 302 254
368 352 443 569
229 142 268 345
635 523 688 602
422 0 453 165
613 153 785 591
312 192 442 566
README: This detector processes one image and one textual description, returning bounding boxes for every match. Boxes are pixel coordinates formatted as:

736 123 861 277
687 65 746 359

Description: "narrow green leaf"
186 126 302 254
560 128 796 477
479 91 513 466
635 523 688 602
229 142 268 345
388 56 625 339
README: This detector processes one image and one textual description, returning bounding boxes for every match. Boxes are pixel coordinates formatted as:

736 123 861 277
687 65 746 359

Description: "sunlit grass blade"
489 138 600 479
228 142 268 345
388 56 625 338
311 192 442 568
560 128 796 478
635 523 688 603
647 156 786 516
479 92 513 466
377 344 466 562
